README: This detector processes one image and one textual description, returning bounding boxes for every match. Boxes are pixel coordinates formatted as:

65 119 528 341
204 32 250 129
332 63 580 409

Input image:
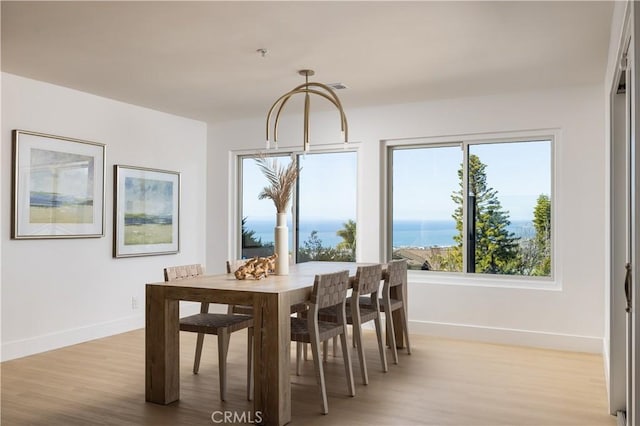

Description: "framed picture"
12 130 106 239
114 165 180 257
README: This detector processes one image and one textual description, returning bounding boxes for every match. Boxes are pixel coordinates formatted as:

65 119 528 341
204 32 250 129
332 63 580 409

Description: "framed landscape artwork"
114 165 180 257
12 130 106 239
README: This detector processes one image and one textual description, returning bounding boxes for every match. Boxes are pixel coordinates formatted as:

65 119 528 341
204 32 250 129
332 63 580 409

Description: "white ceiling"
1 1 613 124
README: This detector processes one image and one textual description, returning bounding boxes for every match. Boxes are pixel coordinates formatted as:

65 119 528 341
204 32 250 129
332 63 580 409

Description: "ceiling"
1 1 613 124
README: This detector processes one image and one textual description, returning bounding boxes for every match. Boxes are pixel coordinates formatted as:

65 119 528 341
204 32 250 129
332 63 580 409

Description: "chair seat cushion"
317 305 378 324
179 313 253 334
290 317 344 343
355 296 402 312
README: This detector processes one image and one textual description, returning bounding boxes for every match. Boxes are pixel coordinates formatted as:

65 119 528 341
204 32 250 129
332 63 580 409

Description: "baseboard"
2 310 603 361
1 302 201 362
407 319 603 353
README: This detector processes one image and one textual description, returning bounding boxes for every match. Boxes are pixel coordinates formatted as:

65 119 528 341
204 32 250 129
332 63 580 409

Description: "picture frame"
12 130 106 239
114 165 180 258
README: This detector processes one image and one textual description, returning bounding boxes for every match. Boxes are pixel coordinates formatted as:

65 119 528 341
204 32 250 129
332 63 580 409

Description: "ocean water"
243 218 535 248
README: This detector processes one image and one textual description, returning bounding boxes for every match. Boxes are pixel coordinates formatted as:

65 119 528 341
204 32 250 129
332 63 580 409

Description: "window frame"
382 129 559 289
231 143 361 263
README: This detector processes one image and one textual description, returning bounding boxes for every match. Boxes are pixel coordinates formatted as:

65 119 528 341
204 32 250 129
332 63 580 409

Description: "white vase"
274 213 289 275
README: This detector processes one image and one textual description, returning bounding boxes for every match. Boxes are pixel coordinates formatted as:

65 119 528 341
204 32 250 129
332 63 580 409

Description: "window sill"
407 270 561 291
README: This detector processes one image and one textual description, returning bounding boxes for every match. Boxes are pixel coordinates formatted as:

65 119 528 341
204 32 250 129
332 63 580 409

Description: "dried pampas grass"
254 155 300 213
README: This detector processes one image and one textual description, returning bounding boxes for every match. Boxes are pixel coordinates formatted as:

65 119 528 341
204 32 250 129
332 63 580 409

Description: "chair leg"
374 314 389 373
333 336 338 356
297 311 309 362
193 332 205 374
310 335 328 414
247 328 254 401
352 319 368 385
223 330 231 361
386 311 399 365
339 328 356 397
304 342 308 361
296 342 302 376
218 330 229 401
400 306 412 355
323 340 328 362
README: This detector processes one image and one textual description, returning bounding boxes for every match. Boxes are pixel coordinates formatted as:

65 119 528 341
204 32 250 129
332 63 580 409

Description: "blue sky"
393 140 551 221
242 151 357 221
242 140 550 223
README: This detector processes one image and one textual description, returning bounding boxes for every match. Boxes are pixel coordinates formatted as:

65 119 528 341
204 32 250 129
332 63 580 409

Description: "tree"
298 230 354 263
445 154 520 274
299 230 324 261
241 217 263 248
241 217 273 258
336 219 356 259
532 194 551 276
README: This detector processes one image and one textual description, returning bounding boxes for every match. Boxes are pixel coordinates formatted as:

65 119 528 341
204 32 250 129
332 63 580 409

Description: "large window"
390 138 552 278
239 150 357 263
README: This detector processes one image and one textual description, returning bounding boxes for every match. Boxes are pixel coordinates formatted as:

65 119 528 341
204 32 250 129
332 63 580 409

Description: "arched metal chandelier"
266 69 348 152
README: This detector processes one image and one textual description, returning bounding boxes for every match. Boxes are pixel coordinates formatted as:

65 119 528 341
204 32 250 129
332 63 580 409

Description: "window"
389 137 552 278
239 150 357 263
240 154 291 259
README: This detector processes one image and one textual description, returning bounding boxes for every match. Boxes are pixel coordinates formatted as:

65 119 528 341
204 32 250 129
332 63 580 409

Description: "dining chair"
164 264 254 401
318 264 388 384
358 259 411 364
290 270 355 414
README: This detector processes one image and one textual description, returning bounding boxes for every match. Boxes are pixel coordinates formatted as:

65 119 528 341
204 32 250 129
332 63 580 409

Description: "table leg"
389 285 405 349
145 285 180 404
253 292 291 425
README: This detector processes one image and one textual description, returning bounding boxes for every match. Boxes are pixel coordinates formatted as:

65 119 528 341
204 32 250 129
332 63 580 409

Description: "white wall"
208 84 605 353
1 73 208 361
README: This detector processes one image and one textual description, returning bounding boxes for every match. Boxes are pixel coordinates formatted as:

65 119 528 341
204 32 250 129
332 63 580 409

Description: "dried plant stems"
255 155 300 213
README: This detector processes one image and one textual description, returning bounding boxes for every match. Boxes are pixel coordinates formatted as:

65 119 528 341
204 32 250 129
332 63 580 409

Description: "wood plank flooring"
1 329 615 425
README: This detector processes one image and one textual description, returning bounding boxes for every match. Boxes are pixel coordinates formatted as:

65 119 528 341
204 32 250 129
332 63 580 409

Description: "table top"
147 261 374 295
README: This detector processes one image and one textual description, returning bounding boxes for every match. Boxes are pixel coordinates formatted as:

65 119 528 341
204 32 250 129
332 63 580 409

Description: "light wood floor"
1 329 615 425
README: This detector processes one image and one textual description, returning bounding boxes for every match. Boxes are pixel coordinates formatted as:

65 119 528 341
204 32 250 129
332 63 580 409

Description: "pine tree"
445 155 520 273
532 194 551 276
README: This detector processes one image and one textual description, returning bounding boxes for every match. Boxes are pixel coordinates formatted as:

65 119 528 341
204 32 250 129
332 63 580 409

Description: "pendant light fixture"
265 69 348 152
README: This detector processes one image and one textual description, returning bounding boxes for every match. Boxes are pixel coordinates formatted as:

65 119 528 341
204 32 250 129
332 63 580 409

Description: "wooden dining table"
145 261 404 425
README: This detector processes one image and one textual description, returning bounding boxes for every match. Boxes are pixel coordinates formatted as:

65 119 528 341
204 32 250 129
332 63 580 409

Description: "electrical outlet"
132 296 139 310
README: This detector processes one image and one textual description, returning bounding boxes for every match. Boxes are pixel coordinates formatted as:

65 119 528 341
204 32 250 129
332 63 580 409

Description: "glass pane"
391 146 462 271
297 151 357 263
240 155 292 259
468 140 551 276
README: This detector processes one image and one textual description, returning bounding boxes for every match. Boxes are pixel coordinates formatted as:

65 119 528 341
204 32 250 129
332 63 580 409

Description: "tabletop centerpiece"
255 155 299 275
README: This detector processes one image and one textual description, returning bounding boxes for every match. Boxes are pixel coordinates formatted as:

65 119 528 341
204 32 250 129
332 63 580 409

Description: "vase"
274 212 289 275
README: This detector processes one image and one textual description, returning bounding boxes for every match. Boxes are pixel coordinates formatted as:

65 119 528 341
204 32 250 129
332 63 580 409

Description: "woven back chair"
290 270 355 414
164 264 254 401
358 259 411 364
318 264 387 384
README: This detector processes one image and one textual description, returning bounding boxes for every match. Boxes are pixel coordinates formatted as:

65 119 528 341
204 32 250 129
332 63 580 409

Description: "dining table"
145 261 405 425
